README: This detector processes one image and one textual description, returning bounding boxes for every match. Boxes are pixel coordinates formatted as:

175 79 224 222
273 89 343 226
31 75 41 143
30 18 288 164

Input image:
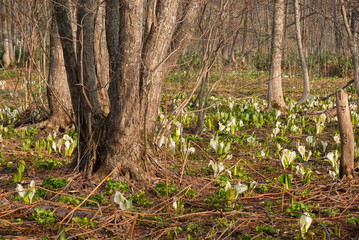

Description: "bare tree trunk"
103 0 199 178
265 3 271 52
54 0 109 176
341 0 359 97
295 0 310 102
282 0 289 65
242 1 249 53
77 0 104 116
194 72 208 135
70 0 77 55
336 90 354 180
94 0 109 115
8 15 15 64
268 0 287 110
47 12 74 130
100 0 144 179
229 34 237 63
17 34 23 64
333 5 342 53
301 0 307 58
138 0 199 153
1 0 11 68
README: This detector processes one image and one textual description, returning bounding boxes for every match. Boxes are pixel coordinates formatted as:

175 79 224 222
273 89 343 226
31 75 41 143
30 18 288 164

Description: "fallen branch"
321 79 354 101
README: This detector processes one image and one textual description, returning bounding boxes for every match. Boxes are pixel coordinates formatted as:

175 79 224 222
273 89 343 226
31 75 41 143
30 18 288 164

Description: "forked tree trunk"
336 89 354 180
47 13 74 130
101 0 182 178
295 0 310 102
54 0 199 179
268 0 287 110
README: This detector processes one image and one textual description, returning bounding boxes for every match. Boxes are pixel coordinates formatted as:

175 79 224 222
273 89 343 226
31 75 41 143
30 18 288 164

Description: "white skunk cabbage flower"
321 141 328 152
210 138 219 153
224 181 232 192
114 191 132 210
297 145 305 159
168 138 176 152
272 127 280 137
281 149 296 169
275 109 281 119
16 180 36 203
333 134 340 145
299 212 312 237
296 165 305 177
234 183 248 197
16 184 25 198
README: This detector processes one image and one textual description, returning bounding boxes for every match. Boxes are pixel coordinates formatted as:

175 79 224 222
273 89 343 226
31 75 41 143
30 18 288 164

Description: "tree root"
16 118 74 132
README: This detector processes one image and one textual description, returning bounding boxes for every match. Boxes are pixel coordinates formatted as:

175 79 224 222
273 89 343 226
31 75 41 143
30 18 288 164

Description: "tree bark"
241 1 249 53
77 0 104 117
94 0 109 115
336 89 354 180
268 0 287 110
1 0 11 68
99 0 144 179
8 13 15 64
333 6 342 53
340 0 359 97
194 72 208 135
295 0 310 103
54 0 199 179
47 12 74 130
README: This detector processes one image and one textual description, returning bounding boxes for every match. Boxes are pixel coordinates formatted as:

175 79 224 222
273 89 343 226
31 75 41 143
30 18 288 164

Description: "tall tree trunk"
241 1 249 53
94 0 109 115
8 15 15 64
77 0 104 117
333 5 342 53
340 0 359 97
301 0 307 58
1 0 11 68
295 0 310 102
138 0 199 156
99 0 144 178
268 0 287 110
47 12 74 130
282 0 289 65
54 0 97 174
265 3 271 52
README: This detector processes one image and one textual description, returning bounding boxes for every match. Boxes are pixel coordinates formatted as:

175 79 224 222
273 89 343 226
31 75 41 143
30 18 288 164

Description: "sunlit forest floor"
0 68 359 239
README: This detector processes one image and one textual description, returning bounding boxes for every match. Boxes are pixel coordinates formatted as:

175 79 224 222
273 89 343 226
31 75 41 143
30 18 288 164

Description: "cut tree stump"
336 89 355 179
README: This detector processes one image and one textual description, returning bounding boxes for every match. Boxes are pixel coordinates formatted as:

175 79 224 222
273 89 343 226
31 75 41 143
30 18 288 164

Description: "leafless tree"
1 0 11 67
53 0 200 179
340 0 359 96
268 0 287 110
295 0 310 102
46 11 74 130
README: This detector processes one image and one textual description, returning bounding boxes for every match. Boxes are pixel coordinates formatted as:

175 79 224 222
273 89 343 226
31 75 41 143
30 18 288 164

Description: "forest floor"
0 68 359 240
